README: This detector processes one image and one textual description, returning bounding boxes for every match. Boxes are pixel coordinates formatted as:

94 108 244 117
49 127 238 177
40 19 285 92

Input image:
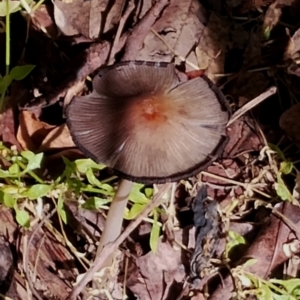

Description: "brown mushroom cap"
66 61 230 184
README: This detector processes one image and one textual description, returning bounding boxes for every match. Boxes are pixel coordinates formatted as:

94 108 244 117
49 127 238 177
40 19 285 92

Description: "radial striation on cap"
66 61 230 184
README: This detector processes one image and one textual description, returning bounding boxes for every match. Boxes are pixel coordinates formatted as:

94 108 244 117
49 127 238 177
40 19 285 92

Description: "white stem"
96 179 133 262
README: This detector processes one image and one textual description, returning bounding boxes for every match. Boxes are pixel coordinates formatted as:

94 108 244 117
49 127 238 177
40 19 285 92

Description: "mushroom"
66 61 230 262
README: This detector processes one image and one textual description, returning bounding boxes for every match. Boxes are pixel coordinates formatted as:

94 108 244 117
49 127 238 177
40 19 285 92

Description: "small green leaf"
263 26 271 40
75 158 105 173
0 75 11 95
25 184 51 200
2 186 20 194
21 151 43 172
271 278 300 295
268 143 285 161
256 285 273 300
0 0 20 17
61 157 75 180
82 196 110 210
0 78 7 95
124 203 145 220
86 168 103 188
0 169 10 178
129 183 149 204
276 176 292 201
99 183 114 192
0 191 16 208
145 188 153 198
21 150 35 160
150 210 160 253
242 258 257 268
57 194 67 224
226 230 246 255
8 163 20 175
15 209 30 228
10 65 35 80
280 161 293 175
273 295 291 300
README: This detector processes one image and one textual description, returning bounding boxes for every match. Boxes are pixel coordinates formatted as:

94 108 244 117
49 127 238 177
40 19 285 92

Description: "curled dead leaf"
38 124 75 152
17 111 55 151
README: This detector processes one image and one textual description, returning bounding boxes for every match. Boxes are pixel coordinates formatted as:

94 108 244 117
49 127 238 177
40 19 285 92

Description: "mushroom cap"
66 61 230 184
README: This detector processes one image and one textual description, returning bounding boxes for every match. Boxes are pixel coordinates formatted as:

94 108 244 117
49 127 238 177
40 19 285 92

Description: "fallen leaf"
0 105 22 150
38 123 75 152
31 4 58 38
127 230 191 300
17 111 54 151
210 202 300 300
136 0 206 70
196 13 230 81
53 0 126 39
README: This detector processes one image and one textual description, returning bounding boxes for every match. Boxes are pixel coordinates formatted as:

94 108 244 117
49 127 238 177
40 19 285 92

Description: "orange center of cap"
129 95 169 128
141 98 162 121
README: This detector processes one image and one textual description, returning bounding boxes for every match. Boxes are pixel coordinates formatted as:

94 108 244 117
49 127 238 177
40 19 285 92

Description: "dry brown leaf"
38 123 75 152
210 202 300 300
127 230 192 300
17 111 55 151
263 2 281 34
53 0 89 36
196 13 230 81
0 106 22 150
286 27 300 60
31 4 58 38
53 0 126 38
136 0 206 70
103 0 126 34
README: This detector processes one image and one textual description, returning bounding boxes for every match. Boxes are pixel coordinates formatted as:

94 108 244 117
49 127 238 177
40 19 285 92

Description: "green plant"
232 259 300 300
0 143 162 252
269 143 299 202
0 0 43 111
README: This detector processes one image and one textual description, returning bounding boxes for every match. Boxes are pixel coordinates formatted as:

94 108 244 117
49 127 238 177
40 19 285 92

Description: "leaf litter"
1 0 300 299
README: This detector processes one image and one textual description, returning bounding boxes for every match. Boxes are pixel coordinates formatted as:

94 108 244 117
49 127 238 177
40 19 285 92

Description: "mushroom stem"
96 179 133 262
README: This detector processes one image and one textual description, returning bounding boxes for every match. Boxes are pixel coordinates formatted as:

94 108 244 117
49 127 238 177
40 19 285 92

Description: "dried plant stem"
227 87 277 126
96 179 133 263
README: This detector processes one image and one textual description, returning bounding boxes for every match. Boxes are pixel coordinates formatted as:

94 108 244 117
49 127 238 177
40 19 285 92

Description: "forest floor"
1 0 300 299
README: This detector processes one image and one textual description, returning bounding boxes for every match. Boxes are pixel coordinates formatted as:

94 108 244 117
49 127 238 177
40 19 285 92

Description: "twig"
122 0 170 61
201 171 271 198
271 208 300 240
67 183 172 300
227 87 277 126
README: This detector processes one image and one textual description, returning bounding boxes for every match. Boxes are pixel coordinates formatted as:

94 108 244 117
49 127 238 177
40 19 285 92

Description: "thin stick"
227 87 277 126
67 183 172 300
